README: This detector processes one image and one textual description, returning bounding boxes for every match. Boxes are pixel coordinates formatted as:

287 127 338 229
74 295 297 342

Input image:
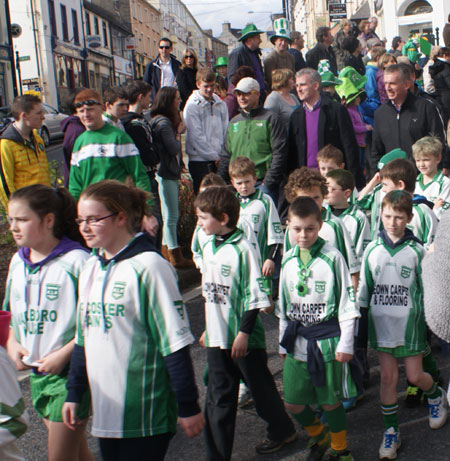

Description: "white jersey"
238 189 283 261
409 202 438 250
200 229 270 350
279 239 359 362
356 184 385 239
358 235 426 349
3 248 89 366
415 171 450 220
76 247 194 438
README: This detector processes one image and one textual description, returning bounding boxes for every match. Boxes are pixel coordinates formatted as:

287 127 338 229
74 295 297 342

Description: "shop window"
404 1 432 15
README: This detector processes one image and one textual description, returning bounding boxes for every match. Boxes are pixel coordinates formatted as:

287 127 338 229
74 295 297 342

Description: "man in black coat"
143 37 181 98
306 27 338 76
287 68 364 188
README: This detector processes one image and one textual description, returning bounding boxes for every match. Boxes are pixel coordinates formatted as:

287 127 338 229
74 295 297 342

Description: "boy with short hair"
195 186 297 460
279 196 359 461
412 135 450 220
317 144 345 178
284 167 360 290
102 86 128 131
358 190 447 460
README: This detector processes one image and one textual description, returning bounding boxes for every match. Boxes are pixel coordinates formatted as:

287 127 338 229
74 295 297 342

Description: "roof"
351 0 370 20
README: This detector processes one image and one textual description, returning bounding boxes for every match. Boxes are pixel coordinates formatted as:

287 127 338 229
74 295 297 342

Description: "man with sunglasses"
144 38 181 98
68 89 158 237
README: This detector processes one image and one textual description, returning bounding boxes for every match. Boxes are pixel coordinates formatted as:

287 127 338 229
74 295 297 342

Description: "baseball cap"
233 77 260 94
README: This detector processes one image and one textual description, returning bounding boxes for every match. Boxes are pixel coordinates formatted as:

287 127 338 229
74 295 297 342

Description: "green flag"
420 37 432 56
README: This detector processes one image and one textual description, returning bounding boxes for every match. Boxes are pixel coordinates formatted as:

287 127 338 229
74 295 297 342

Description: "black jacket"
288 48 306 72
287 93 363 188
429 59 450 122
143 55 181 98
227 43 263 81
372 91 449 168
306 43 338 75
150 115 181 180
176 67 197 110
344 54 366 76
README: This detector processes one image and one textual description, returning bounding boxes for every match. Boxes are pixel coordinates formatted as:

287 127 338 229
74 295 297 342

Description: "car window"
43 104 58 114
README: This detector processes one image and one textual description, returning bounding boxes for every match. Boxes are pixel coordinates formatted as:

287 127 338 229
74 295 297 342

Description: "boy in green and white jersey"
284 167 360 291
102 86 128 131
195 186 297 460
413 136 450 220
279 196 359 461
358 190 447 460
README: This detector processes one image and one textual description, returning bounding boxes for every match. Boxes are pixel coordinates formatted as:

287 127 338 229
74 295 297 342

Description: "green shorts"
30 370 90 422
283 355 357 406
375 345 425 358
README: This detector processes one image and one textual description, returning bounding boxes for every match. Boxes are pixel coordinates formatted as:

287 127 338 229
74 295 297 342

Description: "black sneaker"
255 431 298 454
404 386 423 408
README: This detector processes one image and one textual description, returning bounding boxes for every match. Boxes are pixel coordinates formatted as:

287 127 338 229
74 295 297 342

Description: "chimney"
222 22 230 33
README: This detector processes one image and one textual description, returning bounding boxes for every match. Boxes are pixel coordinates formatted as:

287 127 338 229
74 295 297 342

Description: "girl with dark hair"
176 48 198 109
150 88 194 268
4 184 92 461
62 179 203 460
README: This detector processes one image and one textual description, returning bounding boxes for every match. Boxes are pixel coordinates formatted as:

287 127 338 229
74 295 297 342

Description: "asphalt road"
15 284 450 460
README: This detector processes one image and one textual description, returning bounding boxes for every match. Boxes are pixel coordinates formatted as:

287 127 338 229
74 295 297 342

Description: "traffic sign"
18 55 30 62
329 3 347 21
34 86 43 91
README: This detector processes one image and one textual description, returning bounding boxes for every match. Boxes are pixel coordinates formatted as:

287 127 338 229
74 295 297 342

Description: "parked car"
0 106 13 133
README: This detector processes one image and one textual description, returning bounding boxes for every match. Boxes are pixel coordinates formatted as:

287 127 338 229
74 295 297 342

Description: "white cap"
233 77 260 94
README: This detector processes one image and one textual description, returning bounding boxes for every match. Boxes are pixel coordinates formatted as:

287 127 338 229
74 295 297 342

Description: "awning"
351 0 370 20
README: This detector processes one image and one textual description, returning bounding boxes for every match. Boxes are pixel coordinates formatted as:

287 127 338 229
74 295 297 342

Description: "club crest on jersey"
45 284 61 301
221 265 231 277
315 281 326 294
375 265 381 276
112 281 126 299
252 214 260 224
347 286 356 302
272 223 282 234
257 277 271 293
401 266 412 278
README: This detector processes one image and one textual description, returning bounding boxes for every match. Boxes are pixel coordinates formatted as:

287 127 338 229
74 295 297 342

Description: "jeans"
156 175 179 249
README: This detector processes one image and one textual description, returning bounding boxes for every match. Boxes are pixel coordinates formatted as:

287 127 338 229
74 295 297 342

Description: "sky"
185 0 283 36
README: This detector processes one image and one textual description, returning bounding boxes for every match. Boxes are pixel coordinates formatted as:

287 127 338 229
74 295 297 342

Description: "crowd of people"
0 14 450 461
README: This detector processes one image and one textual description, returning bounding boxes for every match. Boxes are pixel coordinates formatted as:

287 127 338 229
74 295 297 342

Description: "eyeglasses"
159 45 171 49
75 213 117 226
74 100 102 109
185 55 194 59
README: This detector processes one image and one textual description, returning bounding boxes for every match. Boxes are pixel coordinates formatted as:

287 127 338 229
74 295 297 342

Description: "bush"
177 174 196 252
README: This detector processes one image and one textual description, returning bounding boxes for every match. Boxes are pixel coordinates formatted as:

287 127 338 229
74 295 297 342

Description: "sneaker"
404 385 423 408
329 450 354 460
428 387 448 429
378 427 401 460
306 427 331 461
238 383 253 408
255 431 298 454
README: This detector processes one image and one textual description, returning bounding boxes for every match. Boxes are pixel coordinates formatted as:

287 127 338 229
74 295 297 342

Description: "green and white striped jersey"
200 229 270 350
68 123 151 201
76 251 194 438
358 237 426 350
338 204 372 265
284 207 360 273
356 183 385 239
279 238 359 362
415 171 450 220
3 249 89 367
238 189 283 261
409 202 438 250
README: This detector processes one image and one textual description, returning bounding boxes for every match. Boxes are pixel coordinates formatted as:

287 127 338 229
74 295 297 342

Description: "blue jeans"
156 175 179 249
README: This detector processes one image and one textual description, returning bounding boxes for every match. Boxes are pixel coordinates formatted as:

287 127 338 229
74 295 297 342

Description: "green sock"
423 344 440 381
324 404 347 433
424 381 441 399
381 403 398 431
291 405 317 427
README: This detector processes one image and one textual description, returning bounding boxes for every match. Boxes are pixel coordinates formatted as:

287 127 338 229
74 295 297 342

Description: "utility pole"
5 0 19 96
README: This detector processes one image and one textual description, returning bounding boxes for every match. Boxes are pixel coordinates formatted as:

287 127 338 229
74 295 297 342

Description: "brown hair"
79 179 152 233
199 173 226 189
103 86 128 105
150 87 181 128
10 184 84 244
412 136 443 160
11 95 42 120
288 196 322 223
284 167 328 203
229 156 257 179
230 66 256 86
196 67 216 84
195 186 240 228
326 169 355 191
382 190 413 216
74 89 102 104
271 68 294 91
378 53 397 70
380 158 416 193
370 46 386 61
316 144 344 165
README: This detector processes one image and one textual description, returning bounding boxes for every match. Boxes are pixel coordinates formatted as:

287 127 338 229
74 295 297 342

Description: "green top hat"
318 59 342 85
338 66 367 90
270 18 292 44
239 24 264 42
377 148 408 170
213 56 228 69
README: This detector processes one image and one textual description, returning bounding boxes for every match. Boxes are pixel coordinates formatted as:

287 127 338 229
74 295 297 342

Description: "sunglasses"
159 45 171 49
74 100 102 109
185 55 194 59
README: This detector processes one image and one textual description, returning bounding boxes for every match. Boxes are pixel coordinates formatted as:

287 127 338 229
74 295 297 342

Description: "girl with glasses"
176 48 198 110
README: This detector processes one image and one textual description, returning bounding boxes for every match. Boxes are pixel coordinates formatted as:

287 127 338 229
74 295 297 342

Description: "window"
151 13 154 31
60 4 69 41
72 9 79 44
405 0 432 15
145 8 148 26
48 0 57 37
131 0 136 18
94 17 99 35
102 21 108 47
137 3 141 22
147 36 151 54
140 33 144 53
85 12 91 35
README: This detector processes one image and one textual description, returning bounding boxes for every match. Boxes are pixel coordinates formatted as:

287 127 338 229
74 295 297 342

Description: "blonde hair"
229 156 256 179
378 53 397 70
412 136 443 160
271 68 294 91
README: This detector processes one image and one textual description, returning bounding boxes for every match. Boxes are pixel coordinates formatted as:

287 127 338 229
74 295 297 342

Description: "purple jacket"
346 104 367 147
61 116 85 168
376 69 389 104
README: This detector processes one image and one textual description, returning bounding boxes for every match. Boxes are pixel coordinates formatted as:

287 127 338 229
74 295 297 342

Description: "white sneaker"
238 383 253 408
428 386 448 429
379 427 401 460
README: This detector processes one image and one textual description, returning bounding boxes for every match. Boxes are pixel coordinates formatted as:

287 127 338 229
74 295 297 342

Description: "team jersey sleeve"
278 254 292 354
237 217 261 265
265 195 284 247
354 210 372 264
333 250 360 322
357 242 376 308
356 189 375 211
191 225 203 272
341 221 360 273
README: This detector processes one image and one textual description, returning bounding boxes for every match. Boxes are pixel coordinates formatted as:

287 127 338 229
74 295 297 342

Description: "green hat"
377 148 408 170
336 77 363 103
213 56 228 69
338 66 367 90
239 24 264 42
270 18 292 44
318 59 342 85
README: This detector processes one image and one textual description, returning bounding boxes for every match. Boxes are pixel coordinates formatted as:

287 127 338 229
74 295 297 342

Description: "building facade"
0 0 15 105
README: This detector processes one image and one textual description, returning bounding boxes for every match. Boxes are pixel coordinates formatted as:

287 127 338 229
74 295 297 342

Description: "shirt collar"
303 97 321 112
